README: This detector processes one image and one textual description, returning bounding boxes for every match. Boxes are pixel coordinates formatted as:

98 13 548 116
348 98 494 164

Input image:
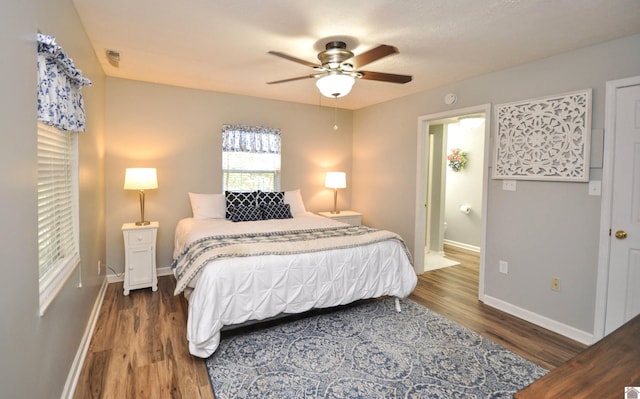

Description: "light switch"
502 180 517 191
499 260 508 274
588 180 601 196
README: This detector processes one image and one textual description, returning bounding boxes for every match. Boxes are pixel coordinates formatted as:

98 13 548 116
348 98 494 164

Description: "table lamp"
124 168 158 225
325 171 346 214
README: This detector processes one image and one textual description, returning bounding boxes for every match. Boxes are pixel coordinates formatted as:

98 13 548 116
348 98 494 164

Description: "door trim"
414 104 491 299
594 75 640 341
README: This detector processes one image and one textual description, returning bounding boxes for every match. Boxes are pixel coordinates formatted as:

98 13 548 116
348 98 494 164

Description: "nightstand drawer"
127 229 154 246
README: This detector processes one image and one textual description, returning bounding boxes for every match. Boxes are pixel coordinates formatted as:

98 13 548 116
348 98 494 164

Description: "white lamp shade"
325 171 347 189
316 74 355 98
124 168 158 190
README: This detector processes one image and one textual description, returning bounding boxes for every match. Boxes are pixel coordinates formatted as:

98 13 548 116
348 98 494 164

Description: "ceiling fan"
267 40 412 98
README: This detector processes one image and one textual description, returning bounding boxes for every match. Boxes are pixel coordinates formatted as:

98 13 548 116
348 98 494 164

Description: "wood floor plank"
75 248 585 398
515 314 640 398
74 278 214 399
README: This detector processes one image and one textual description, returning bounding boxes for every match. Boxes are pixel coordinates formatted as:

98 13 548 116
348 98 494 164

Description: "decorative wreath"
447 148 467 172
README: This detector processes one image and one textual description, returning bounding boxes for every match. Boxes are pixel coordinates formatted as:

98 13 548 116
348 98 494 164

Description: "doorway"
414 104 491 298
594 75 640 340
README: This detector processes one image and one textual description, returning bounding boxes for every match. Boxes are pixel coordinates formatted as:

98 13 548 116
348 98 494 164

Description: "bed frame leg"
394 297 402 312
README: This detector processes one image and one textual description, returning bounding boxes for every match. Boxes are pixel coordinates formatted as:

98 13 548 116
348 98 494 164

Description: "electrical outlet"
551 277 561 292
499 260 508 274
98 260 101 275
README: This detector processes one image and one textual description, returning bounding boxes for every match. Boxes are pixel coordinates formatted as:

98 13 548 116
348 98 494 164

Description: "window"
37 122 80 316
36 33 90 315
222 125 281 191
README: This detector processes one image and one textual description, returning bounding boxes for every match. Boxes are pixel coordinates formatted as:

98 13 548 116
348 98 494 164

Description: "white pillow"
188 192 226 219
284 189 306 215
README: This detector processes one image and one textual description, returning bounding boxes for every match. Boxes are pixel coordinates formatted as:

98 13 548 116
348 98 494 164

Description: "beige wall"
105 78 353 273
0 0 106 397
352 33 640 337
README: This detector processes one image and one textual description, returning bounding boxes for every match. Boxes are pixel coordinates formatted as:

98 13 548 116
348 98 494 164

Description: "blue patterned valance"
222 124 281 154
37 33 92 132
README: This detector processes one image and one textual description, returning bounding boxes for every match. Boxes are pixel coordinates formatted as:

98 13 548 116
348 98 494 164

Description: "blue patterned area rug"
205 298 546 398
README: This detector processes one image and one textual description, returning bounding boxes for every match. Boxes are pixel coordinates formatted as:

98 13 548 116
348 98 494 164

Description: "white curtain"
37 33 92 132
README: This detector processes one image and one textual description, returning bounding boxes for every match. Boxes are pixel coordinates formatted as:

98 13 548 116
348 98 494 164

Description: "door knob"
615 230 628 239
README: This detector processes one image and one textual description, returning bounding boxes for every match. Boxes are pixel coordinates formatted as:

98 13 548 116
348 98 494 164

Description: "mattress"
173 212 417 357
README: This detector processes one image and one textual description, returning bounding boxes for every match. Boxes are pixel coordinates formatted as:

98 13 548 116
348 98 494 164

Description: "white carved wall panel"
493 89 592 181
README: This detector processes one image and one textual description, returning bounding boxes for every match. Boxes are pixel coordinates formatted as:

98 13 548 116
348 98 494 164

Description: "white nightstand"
317 210 362 226
122 221 158 295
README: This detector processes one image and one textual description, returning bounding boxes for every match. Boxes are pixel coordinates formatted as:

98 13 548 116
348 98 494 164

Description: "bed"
171 190 417 358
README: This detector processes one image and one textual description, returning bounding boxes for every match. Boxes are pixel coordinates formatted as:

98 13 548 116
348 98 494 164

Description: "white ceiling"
72 0 640 110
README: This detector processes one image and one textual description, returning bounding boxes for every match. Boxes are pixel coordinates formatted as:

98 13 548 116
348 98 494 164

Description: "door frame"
414 103 491 299
594 75 640 341
425 126 447 255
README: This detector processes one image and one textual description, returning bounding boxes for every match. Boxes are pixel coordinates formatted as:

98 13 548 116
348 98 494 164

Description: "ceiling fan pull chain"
333 95 339 131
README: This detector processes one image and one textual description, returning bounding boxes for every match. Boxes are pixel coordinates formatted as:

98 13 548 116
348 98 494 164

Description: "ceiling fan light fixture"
316 74 355 98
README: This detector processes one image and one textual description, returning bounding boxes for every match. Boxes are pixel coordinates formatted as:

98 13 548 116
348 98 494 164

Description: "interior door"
605 83 640 335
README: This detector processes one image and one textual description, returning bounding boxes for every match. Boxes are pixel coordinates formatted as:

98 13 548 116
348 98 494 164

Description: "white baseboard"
105 272 122 283
106 266 173 283
443 239 481 254
481 294 593 345
61 278 108 399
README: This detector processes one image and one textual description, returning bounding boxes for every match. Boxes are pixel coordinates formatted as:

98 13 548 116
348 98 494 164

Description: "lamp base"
331 188 341 214
135 191 150 226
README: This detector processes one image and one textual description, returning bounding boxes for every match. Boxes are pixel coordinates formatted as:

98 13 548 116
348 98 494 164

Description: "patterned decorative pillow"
225 191 257 219
256 191 284 206
261 203 292 220
229 205 262 222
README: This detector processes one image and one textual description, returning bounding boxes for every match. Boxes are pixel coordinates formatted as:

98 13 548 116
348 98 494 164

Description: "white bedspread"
173 212 417 358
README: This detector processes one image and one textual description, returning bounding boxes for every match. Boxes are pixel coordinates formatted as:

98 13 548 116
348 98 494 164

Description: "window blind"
222 125 281 192
37 122 80 315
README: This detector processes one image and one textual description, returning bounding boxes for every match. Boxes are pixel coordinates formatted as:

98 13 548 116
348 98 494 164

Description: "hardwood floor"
515 314 640 398
73 278 213 399
74 247 585 398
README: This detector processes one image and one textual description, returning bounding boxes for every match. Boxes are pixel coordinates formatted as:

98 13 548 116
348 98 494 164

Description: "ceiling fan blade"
359 70 412 84
267 74 318 84
350 45 398 68
268 51 319 68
